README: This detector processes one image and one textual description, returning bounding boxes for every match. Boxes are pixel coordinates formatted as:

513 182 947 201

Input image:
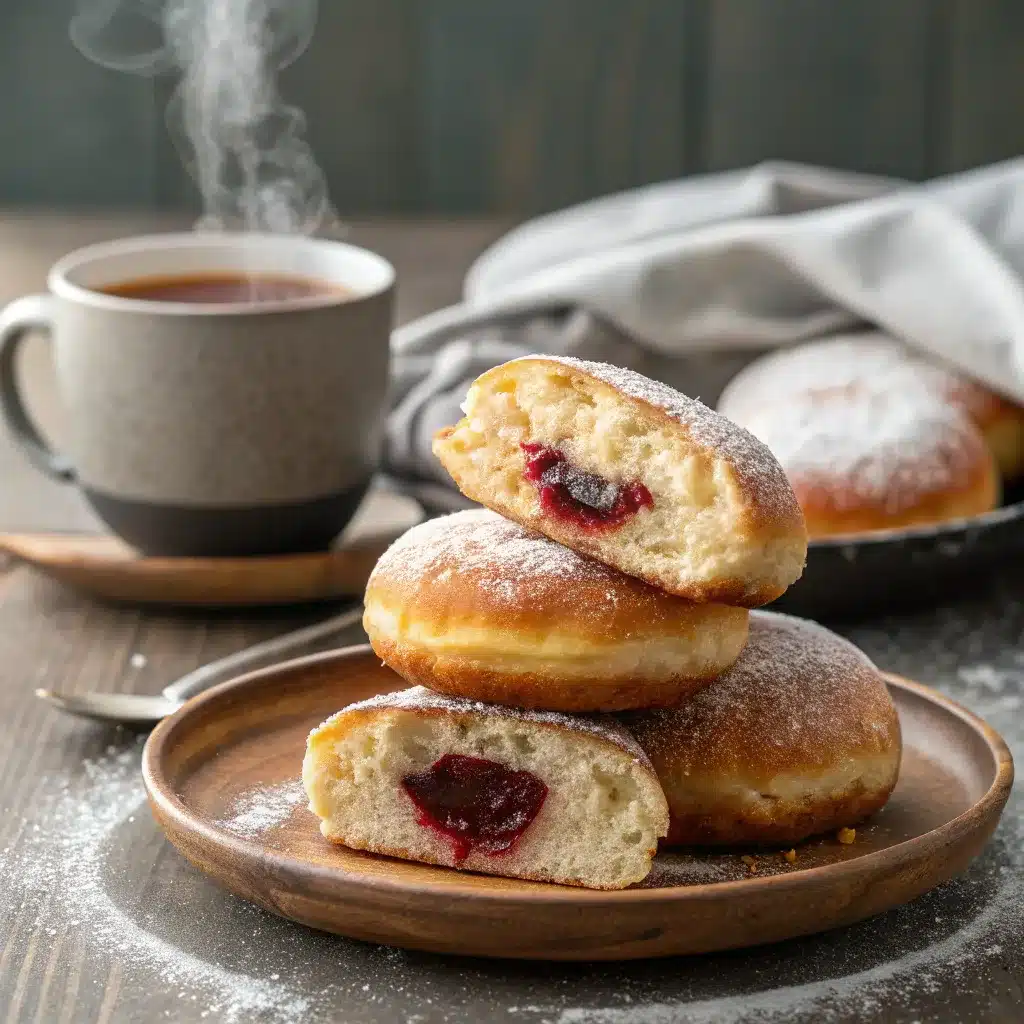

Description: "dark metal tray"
772 481 1024 621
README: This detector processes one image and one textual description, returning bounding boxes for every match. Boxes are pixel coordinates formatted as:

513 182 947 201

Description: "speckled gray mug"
0 233 394 556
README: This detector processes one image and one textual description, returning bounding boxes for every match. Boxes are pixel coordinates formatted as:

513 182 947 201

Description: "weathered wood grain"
2 2 1024 214
703 0 934 179
0 0 159 207
407 0 688 213
0 213 498 1024
144 649 1012 959
941 0 1024 174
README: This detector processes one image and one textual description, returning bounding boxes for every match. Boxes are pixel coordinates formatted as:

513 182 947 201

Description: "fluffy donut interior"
363 598 747 683
435 360 803 600
303 705 668 889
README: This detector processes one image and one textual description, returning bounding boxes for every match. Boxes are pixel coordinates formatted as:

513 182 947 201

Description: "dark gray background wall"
4 0 1024 215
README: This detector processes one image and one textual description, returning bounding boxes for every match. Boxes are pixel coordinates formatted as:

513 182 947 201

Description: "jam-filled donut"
718 334 1024 481
624 611 901 847
363 510 749 712
303 686 669 889
723 384 999 539
432 356 807 607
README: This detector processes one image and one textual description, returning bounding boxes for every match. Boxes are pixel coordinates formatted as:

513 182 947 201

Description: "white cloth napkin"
387 159 1024 507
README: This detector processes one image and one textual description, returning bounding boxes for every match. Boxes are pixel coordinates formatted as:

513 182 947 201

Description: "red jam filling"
401 754 548 863
520 442 653 531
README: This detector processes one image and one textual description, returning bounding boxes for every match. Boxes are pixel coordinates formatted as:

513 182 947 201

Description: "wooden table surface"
0 213 1021 1024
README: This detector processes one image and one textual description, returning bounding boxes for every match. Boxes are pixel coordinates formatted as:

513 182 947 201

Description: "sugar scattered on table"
0 739 314 1023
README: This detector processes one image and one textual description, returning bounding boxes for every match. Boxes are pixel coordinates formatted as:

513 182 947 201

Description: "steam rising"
71 0 336 235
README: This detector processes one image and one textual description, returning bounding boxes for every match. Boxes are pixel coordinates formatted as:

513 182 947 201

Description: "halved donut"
432 356 807 606
303 686 669 889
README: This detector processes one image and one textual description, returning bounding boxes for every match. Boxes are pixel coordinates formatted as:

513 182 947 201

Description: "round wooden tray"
142 646 1013 961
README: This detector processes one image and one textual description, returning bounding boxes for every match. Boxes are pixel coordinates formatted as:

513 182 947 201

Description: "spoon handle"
162 604 366 705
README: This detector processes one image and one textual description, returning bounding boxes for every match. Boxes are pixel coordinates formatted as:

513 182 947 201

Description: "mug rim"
47 232 396 316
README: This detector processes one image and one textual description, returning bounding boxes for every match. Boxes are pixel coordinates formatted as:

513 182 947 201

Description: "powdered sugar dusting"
736 388 988 513
639 853 762 888
318 684 653 768
533 355 802 527
0 740 313 1023
367 508 670 616
216 779 305 839
626 611 895 771
717 333 1009 427
3 597 1021 1024
370 509 616 595
3 577 1021 1024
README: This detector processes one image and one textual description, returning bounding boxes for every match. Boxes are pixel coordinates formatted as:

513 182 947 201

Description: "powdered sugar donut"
303 686 669 889
719 334 1024 481
363 510 749 711
624 611 901 847
725 386 998 538
432 356 807 607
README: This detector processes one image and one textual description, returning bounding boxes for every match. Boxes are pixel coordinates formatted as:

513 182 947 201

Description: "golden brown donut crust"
624 611 902 846
364 510 750 711
718 333 1024 498
789 441 998 538
367 635 724 713
727 386 999 539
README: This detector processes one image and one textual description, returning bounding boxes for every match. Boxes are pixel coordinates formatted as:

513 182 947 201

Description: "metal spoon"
35 604 366 727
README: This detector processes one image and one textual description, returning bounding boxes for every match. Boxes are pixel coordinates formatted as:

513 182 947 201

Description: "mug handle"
0 294 74 482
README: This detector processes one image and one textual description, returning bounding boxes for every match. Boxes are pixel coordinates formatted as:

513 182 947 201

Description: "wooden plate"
142 647 1013 960
0 489 422 608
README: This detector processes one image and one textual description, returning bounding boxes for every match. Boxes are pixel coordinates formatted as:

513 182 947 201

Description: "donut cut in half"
433 356 807 607
303 686 669 889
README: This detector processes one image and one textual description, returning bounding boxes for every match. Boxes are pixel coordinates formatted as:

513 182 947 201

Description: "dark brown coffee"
99 272 347 305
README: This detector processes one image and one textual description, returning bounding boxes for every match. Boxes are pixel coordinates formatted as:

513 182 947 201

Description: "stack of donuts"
304 357 903 890
716 333 1024 539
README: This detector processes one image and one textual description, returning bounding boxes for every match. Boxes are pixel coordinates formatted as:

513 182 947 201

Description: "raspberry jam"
521 442 653 531
401 754 548 863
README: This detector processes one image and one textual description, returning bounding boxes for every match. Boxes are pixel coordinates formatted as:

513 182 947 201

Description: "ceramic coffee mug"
0 233 394 556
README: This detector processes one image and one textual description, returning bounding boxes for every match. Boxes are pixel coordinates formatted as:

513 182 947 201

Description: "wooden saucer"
142 646 1013 960
0 489 422 608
